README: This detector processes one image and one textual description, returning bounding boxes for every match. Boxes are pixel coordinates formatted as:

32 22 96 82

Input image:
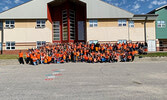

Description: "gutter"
144 16 148 43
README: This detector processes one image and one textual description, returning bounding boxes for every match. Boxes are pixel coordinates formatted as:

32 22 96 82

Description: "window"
36 41 46 48
5 20 15 28
62 10 68 40
53 21 60 41
129 21 134 27
157 21 166 28
89 20 98 27
118 40 127 44
69 10 75 40
36 20 46 28
0 22 3 28
118 20 126 26
6 42 15 50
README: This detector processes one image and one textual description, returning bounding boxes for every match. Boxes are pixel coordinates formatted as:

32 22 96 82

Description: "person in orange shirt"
47 56 52 64
19 50 24 64
32 54 37 65
132 50 136 62
127 52 132 62
44 56 48 64
88 55 93 63
36 52 41 65
26 51 30 64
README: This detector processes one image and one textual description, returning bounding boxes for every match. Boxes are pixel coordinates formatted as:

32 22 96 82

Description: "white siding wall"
4 28 52 43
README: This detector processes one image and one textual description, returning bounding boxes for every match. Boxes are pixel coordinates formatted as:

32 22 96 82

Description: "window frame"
36 41 46 48
5 20 15 29
129 20 134 28
36 20 46 28
6 41 15 50
157 21 166 28
89 20 98 27
118 19 127 27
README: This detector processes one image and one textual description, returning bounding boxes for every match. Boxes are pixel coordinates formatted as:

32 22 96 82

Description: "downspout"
144 16 148 42
128 19 132 41
0 21 3 54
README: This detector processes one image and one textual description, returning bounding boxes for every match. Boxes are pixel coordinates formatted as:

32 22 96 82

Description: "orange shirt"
132 51 135 56
37 54 41 59
32 56 37 62
48 56 52 62
19 52 23 58
26 53 30 58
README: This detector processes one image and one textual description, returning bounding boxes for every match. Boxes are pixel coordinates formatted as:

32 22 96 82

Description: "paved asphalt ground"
0 62 167 100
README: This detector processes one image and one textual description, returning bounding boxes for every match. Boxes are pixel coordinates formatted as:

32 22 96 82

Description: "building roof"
0 0 54 19
148 4 167 14
81 0 134 19
0 0 134 19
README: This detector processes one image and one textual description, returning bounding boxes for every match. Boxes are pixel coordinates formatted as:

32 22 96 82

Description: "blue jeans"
33 61 37 65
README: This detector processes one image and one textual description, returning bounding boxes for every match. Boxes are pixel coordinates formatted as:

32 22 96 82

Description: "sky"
0 0 167 14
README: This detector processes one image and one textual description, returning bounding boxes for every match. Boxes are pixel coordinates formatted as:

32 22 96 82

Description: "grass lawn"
0 55 19 59
138 52 167 57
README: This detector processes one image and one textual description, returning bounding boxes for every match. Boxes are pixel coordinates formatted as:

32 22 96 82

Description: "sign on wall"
148 40 156 52
78 21 85 41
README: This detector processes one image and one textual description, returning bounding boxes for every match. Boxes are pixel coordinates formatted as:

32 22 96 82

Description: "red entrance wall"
47 1 86 43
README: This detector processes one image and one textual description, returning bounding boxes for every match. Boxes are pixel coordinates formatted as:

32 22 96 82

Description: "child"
32 54 37 65
19 50 24 64
26 51 30 64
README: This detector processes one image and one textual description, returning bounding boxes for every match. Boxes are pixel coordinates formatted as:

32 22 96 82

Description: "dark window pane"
37 41 41 45
6 21 9 24
11 42 15 46
11 47 15 50
11 21 14 24
42 41 46 45
6 42 10 46
6 47 10 50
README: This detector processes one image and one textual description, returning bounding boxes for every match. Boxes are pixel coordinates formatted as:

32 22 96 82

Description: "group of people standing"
18 42 148 65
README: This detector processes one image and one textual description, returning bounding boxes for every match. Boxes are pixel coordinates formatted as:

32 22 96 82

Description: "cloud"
148 0 167 9
148 5 153 8
14 0 24 4
134 3 140 9
4 0 12 4
2 6 9 11
131 3 141 12
137 0 145 2
152 0 167 5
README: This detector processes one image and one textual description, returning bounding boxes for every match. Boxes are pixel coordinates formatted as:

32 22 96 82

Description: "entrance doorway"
47 0 86 43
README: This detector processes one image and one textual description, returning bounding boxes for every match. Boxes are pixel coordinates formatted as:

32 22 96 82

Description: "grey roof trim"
132 14 158 20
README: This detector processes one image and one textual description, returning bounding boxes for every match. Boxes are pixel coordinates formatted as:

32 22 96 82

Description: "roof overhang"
132 14 158 21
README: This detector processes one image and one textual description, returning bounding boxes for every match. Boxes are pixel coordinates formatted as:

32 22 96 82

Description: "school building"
0 0 158 54
148 4 167 51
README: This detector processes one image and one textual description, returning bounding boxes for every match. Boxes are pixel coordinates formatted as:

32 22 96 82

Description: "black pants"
19 57 24 64
132 56 135 62
26 57 30 64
